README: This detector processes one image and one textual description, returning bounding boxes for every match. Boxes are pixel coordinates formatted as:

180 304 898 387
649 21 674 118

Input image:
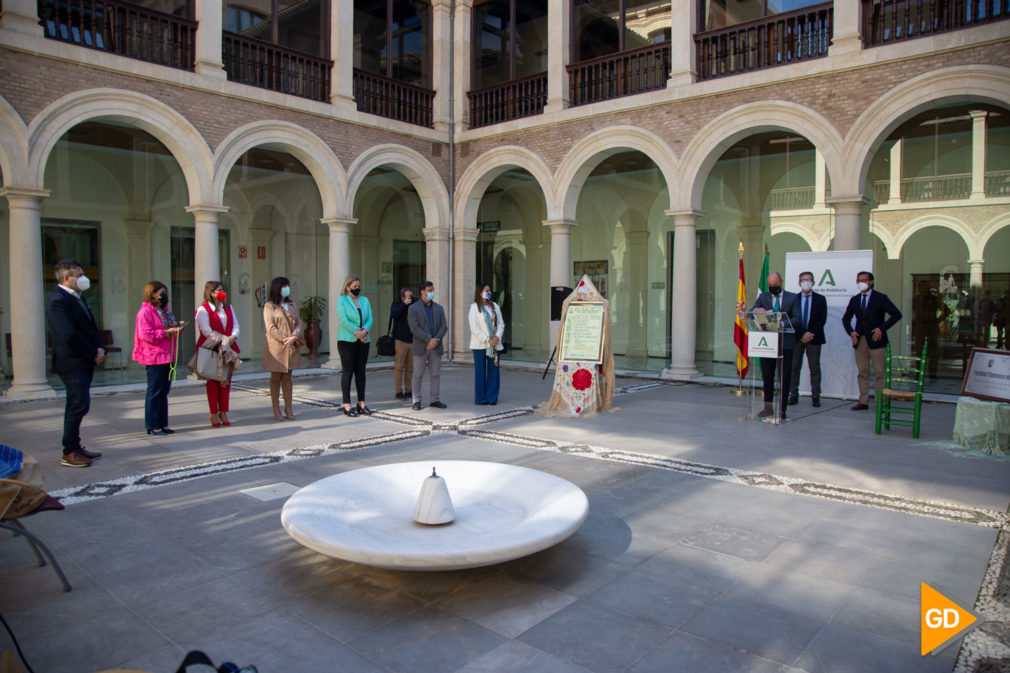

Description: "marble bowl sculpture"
280 460 589 571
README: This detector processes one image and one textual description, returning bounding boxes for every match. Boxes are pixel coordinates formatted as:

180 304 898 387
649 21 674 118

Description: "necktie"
861 293 868 313
803 296 809 329
773 296 780 313
77 296 93 323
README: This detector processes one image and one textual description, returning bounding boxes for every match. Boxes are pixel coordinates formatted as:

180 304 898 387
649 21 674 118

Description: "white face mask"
482 291 491 300
800 280 813 292
75 275 91 292
857 281 870 293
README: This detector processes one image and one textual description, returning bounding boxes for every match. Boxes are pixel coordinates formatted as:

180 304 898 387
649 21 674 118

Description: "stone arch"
454 145 553 232
769 220 831 252
27 88 213 203
842 65 1010 196
555 125 678 221
346 144 449 234
978 211 1010 259
872 213 979 260
679 101 845 210
0 95 28 185
214 121 345 220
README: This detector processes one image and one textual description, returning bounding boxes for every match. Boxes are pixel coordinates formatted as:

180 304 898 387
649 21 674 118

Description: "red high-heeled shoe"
209 413 221 428
219 412 231 426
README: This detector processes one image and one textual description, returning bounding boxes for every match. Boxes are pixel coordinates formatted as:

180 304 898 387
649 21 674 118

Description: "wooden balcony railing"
862 0 1009 46
353 69 434 127
567 42 670 107
38 0 196 70
222 32 331 102
695 3 832 81
468 72 547 129
769 186 816 210
984 169 1010 197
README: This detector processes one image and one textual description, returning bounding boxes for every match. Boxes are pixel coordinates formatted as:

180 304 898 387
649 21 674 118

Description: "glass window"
572 0 668 61
391 0 430 85
474 0 546 88
225 0 326 57
701 0 823 31
42 221 102 328
355 0 388 74
514 2 548 79
355 0 431 84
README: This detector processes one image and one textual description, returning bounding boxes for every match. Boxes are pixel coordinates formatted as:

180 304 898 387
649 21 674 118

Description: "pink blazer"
132 302 177 365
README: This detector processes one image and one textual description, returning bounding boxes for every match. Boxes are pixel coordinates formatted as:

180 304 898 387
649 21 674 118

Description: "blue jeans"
145 363 172 430
59 367 93 454
473 349 500 404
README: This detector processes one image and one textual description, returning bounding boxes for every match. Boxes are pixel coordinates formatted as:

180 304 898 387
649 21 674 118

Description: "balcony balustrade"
38 0 196 70
353 69 434 127
468 72 548 129
222 32 331 102
984 169 1010 197
567 42 670 107
870 172 1010 203
769 186 816 210
862 0 1009 46
695 3 832 81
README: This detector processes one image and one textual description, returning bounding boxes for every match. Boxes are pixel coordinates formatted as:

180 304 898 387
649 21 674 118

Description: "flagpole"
731 241 752 396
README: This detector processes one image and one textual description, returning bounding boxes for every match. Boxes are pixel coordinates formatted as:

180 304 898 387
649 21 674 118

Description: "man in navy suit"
788 271 828 408
45 260 105 467
751 272 801 420
842 270 902 411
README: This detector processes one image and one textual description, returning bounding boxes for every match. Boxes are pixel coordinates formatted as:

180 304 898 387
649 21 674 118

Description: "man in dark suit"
788 270 828 408
751 272 801 420
842 270 902 410
407 280 448 410
45 260 105 467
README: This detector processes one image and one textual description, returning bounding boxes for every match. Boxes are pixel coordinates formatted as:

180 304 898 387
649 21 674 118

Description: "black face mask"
769 285 782 296
158 293 169 306
350 288 361 296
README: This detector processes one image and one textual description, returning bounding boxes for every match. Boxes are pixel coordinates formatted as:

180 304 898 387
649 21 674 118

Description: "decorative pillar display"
667 0 696 88
544 0 571 112
193 0 226 77
888 140 903 205
827 197 866 251
453 227 479 360
414 467 455 525
662 210 701 379
2 188 56 398
322 218 354 369
970 110 988 200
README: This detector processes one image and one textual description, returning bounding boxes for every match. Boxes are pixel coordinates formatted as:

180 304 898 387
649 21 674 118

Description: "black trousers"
338 340 369 405
759 350 793 415
59 367 94 454
790 342 822 398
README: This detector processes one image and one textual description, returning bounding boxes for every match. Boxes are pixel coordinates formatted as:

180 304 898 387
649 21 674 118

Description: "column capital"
967 259 985 266
969 109 989 121
542 218 578 230
0 187 49 201
825 195 869 207
665 209 704 223
422 225 450 242
456 228 480 243
322 216 356 229
185 203 229 215
430 0 452 9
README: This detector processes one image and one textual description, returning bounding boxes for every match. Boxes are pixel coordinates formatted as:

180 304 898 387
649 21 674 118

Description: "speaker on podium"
550 286 573 321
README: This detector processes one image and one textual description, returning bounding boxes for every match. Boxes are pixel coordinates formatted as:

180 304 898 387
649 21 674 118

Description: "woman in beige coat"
262 276 302 420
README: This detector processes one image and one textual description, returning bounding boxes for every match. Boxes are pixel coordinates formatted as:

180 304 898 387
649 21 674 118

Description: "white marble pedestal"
280 460 590 571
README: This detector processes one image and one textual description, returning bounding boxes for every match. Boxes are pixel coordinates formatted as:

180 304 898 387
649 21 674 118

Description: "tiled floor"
1 366 1007 673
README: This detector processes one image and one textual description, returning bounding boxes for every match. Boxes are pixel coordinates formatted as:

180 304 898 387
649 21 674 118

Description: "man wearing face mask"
842 271 902 410
750 271 801 420
788 271 827 408
45 259 105 467
407 280 448 410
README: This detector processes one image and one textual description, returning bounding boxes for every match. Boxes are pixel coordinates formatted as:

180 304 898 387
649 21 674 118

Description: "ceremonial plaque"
961 348 1010 403
560 302 605 364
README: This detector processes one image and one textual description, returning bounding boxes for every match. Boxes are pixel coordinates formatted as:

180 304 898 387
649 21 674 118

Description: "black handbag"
376 315 396 356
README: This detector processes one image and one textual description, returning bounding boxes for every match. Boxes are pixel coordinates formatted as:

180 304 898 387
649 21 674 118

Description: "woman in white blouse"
195 281 240 427
467 283 505 405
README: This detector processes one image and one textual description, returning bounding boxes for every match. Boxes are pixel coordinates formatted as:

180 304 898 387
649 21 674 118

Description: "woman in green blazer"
337 275 374 416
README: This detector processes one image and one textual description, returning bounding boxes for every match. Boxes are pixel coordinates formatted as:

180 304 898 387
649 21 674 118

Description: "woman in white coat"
468 283 505 405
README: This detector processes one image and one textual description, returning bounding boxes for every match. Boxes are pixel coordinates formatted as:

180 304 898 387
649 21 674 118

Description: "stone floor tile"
760 540 881 586
585 568 713 629
501 544 631 597
635 542 758 595
681 523 788 562
455 640 594 673
725 566 855 621
434 574 577 638
563 515 672 566
829 588 921 646
628 630 786 673
517 600 671 673
792 622 956 673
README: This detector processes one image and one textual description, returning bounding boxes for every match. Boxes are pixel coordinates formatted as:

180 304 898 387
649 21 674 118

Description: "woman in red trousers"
195 280 240 427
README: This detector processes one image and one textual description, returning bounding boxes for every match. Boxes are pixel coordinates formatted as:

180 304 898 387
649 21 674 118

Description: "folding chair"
875 343 926 439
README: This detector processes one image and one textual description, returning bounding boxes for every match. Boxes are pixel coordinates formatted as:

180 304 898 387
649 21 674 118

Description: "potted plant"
299 295 327 358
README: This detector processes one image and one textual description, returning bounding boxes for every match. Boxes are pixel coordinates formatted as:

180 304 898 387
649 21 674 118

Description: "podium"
740 310 795 423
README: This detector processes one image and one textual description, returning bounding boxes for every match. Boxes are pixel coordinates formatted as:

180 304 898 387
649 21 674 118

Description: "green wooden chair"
875 343 927 438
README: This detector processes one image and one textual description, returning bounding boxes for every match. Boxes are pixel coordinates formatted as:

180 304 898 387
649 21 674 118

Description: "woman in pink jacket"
133 281 186 435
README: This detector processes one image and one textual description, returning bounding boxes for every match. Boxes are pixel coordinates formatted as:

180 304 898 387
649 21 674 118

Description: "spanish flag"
734 256 749 378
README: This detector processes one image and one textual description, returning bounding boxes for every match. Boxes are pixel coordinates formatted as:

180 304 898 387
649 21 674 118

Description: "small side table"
953 396 1010 455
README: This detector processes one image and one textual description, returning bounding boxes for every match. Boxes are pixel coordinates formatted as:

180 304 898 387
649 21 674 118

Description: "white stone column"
544 219 575 353
330 0 356 115
453 227 479 359
827 197 866 251
544 0 571 112
814 149 827 209
321 218 353 369
888 139 903 204
0 0 43 36
625 230 649 357
968 259 984 290
970 110 988 200
662 210 701 379
2 188 55 398
431 0 452 132
667 0 696 88
829 0 863 56
125 219 154 357
454 0 473 128
186 205 227 319
193 0 226 78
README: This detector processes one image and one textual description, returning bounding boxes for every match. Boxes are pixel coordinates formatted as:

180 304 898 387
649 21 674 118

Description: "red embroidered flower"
576 407 582 414
572 368 592 391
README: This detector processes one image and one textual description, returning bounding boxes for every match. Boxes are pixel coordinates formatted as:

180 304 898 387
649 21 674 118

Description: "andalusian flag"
756 247 769 299
734 256 749 378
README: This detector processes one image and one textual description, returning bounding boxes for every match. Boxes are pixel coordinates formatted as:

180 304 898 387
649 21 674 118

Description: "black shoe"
358 405 374 415
79 446 102 460
404 391 412 398
430 401 447 409
489 401 497 405
812 397 821 407
343 407 359 417
147 429 168 435
160 427 175 434
851 403 869 411
756 408 774 418
395 392 405 399
787 395 798 406
412 402 422 410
